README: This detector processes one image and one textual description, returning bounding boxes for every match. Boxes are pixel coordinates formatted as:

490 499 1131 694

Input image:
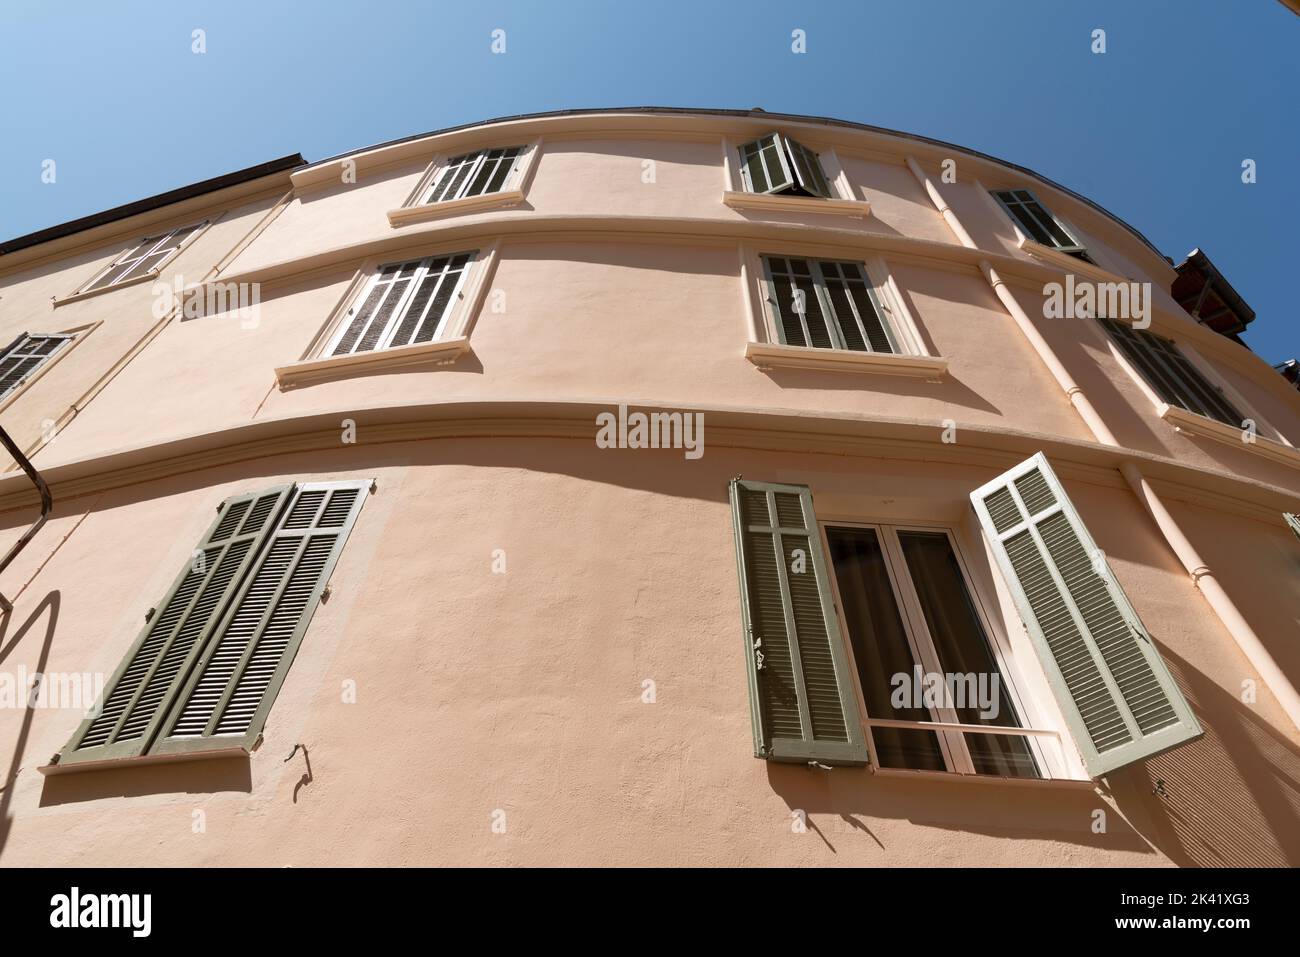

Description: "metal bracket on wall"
0 424 53 614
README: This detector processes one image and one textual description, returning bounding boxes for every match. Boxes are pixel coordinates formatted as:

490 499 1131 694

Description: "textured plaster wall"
0 441 1297 866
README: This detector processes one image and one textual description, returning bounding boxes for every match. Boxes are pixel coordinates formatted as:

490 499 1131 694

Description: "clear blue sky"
2 1 1296 359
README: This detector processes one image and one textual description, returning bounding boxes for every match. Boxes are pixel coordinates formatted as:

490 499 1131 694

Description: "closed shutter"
785 138 833 198
59 485 293 765
738 134 794 194
729 479 868 765
154 481 368 754
970 453 1201 777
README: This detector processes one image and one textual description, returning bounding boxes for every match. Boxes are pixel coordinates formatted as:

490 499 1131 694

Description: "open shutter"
971 453 1201 778
785 138 833 198
155 481 368 755
738 133 794 194
729 478 868 765
59 486 293 766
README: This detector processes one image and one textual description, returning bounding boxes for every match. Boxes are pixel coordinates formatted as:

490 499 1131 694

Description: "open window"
991 189 1093 264
728 455 1204 780
738 132 835 198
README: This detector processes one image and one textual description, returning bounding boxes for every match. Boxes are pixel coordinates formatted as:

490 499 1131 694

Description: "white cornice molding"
5 398 1298 524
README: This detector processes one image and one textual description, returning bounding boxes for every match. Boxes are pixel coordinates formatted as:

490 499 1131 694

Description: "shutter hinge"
808 760 834 771
369 478 378 493
144 606 156 623
752 635 765 672
320 583 331 604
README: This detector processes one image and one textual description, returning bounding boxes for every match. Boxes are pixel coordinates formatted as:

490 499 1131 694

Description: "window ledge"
53 269 160 308
1161 404 1300 467
275 336 471 390
868 767 1095 790
723 190 871 218
39 745 249 777
746 341 947 379
1017 237 1115 282
387 189 526 227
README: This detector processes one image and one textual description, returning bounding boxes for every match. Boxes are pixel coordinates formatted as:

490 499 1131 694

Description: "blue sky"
2 1 1296 359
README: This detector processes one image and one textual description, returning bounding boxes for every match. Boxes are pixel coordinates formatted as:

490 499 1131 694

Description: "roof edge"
0 153 307 256
303 106 1169 262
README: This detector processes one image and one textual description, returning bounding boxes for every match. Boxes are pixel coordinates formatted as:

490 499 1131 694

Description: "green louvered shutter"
738 133 794 194
59 486 293 765
785 138 833 198
729 479 868 765
970 453 1201 778
154 481 368 755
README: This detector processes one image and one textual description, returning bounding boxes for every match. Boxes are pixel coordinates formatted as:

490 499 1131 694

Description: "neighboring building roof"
1171 248 1256 344
1275 359 1300 391
0 154 306 257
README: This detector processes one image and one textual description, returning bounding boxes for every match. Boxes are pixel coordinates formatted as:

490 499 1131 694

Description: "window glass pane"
1023 201 1076 249
897 531 1039 779
741 140 770 193
826 526 946 771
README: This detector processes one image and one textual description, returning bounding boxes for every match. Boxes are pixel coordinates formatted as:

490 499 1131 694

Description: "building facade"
0 108 1297 866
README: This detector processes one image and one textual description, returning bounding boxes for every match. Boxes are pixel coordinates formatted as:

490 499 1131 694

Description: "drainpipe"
907 155 1300 732
0 424 53 613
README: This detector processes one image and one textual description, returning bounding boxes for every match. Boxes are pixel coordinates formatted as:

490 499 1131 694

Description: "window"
971 453 1201 777
422 147 527 204
327 253 475 357
991 189 1092 262
1098 317 1244 427
761 256 898 353
0 333 71 401
825 524 1040 779
738 133 834 198
58 481 368 767
80 221 206 293
729 456 1203 779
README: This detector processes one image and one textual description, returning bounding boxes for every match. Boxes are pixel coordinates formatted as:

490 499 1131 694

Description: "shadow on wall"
0 591 59 859
762 762 1151 861
1107 648 1300 867
758 638 1300 865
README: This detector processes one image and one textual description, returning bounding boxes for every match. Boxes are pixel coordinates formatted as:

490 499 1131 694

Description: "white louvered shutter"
971 453 1201 777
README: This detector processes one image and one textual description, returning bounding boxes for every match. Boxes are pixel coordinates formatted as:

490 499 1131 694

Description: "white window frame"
744 247 926 354
818 519 1079 781
73 220 209 297
321 252 478 358
390 143 542 227
420 145 530 205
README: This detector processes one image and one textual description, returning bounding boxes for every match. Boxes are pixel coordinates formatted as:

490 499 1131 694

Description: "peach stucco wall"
1 442 1297 866
1 110 1298 867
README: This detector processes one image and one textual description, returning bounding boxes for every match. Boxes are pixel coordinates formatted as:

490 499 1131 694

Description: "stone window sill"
746 341 947 378
275 337 471 390
387 189 526 227
1161 403 1300 468
723 190 871 218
